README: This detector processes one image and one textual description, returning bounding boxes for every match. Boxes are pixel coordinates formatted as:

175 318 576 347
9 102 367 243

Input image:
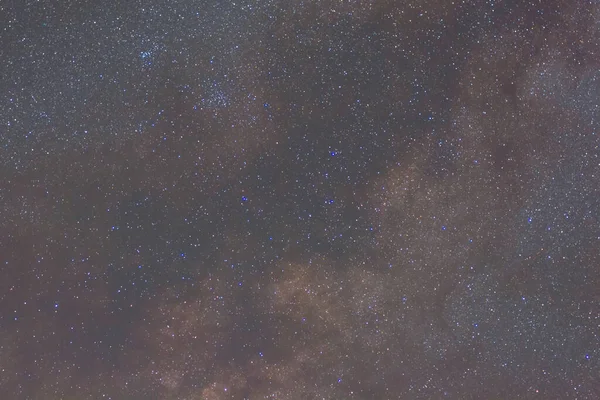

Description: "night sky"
1 1 599 399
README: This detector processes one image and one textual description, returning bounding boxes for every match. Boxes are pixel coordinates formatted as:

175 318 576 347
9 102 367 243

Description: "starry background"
1 0 599 399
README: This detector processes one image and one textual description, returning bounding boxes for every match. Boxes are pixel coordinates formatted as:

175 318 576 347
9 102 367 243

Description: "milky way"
1 1 599 399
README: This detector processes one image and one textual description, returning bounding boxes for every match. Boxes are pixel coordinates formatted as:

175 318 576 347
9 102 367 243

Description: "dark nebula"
1 1 599 399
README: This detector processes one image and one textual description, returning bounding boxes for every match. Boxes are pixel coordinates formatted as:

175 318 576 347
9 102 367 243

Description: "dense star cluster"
1 0 599 399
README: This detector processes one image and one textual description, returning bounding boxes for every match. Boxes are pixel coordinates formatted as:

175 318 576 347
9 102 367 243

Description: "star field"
1 1 599 399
